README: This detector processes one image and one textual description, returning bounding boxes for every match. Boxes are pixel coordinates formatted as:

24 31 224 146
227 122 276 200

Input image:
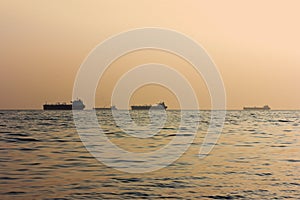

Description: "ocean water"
0 110 299 199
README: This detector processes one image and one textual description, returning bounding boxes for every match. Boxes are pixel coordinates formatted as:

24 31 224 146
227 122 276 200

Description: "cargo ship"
131 102 167 110
43 99 85 110
243 105 270 111
94 105 117 110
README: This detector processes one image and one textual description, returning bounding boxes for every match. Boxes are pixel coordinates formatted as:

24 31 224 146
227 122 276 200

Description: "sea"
0 110 299 199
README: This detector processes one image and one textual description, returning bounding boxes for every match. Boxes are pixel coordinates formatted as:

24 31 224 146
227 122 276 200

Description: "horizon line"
1 109 300 111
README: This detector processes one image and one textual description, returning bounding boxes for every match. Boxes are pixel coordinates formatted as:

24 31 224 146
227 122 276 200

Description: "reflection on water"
0 110 299 199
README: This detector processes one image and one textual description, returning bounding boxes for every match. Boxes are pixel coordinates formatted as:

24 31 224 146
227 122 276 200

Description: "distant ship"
131 102 167 110
94 105 117 110
243 105 270 111
43 99 85 110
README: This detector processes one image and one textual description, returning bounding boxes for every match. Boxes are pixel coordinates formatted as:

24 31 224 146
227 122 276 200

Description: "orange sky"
0 0 299 109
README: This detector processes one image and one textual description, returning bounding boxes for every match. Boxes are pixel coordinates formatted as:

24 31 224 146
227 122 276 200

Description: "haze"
1 0 299 110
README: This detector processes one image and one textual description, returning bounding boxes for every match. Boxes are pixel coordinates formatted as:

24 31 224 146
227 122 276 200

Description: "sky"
1 0 300 110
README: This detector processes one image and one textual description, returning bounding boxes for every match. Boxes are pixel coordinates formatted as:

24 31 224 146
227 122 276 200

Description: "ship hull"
94 106 117 111
243 108 270 111
131 104 167 110
43 105 84 110
131 106 150 110
243 107 270 111
43 99 85 110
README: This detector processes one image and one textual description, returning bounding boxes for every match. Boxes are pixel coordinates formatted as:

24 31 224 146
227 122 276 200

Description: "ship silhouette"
43 99 85 110
131 102 167 110
243 105 270 111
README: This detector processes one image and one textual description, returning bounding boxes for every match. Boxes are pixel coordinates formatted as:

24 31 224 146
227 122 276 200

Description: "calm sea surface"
0 110 299 199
